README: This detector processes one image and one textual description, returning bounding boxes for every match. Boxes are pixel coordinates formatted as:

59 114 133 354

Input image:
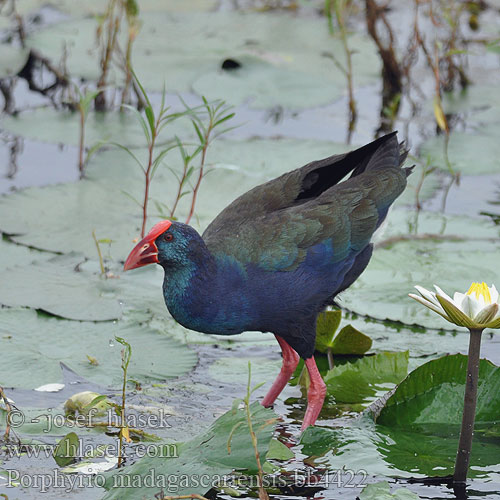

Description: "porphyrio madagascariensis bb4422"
124 132 410 431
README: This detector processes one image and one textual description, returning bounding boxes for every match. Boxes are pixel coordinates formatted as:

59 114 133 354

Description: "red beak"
123 220 172 271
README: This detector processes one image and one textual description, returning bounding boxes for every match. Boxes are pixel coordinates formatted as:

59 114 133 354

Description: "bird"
123 132 410 431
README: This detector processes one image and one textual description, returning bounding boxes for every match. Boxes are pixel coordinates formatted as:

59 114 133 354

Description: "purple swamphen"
124 132 410 430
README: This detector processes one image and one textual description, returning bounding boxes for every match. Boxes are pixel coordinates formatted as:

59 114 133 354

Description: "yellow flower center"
466 282 492 303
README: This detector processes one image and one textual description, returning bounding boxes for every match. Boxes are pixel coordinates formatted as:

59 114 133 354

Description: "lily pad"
26 11 380 108
315 310 342 353
0 108 191 147
0 45 29 78
102 402 276 499
323 351 409 405
368 354 500 476
315 310 373 355
419 128 500 175
53 432 79 466
48 0 218 15
375 354 500 430
359 481 420 500
0 237 53 271
0 308 197 389
440 85 500 125
208 357 282 387
0 254 123 321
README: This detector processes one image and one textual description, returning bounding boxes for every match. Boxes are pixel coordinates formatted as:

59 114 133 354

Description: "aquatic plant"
116 74 185 238
409 282 500 484
115 336 132 467
181 97 235 224
325 0 357 141
94 0 142 111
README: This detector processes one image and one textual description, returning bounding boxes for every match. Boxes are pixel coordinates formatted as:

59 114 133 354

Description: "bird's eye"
164 232 174 242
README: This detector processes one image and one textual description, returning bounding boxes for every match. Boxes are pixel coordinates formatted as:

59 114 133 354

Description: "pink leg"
301 357 326 431
261 336 300 408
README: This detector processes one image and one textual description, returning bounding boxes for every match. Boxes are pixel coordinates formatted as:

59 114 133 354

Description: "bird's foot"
300 357 327 431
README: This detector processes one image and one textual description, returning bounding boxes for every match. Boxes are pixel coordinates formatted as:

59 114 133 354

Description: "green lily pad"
419 127 500 175
53 432 79 467
324 351 408 405
368 354 500 477
359 481 420 500
375 354 500 429
0 45 29 78
0 254 122 321
378 208 500 241
315 311 372 355
208 357 282 387
0 108 191 147
393 161 442 208
0 237 53 271
48 0 218 15
266 438 294 461
330 325 373 355
440 85 500 125
0 405 101 436
102 402 276 499
315 310 342 353
26 11 380 108
191 44 377 109
0 308 196 389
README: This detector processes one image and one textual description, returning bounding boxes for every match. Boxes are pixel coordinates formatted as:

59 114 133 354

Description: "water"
1 2 500 500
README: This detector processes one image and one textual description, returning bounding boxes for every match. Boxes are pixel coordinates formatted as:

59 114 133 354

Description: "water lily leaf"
299 425 344 457
48 0 218 15
64 391 113 418
53 432 79 466
0 108 191 147
0 45 29 78
266 438 294 461
364 354 500 476
208 357 282 387
26 12 380 108
375 354 500 429
330 325 373 355
359 481 420 500
315 310 342 353
0 238 53 271
393 161 441 208
315 311 372 356
419 128 500 175
192 49 371 109
440 85 500 125
324 351 409 405
0 406 99 436
0 308 196 389
0 254 122 321
102 402 276 499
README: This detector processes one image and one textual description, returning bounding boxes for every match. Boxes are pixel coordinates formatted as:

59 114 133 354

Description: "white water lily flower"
409 282 500 330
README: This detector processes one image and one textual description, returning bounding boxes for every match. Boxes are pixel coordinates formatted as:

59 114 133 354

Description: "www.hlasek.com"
6 407 172 433
3 440 178 460
3 469 369 493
